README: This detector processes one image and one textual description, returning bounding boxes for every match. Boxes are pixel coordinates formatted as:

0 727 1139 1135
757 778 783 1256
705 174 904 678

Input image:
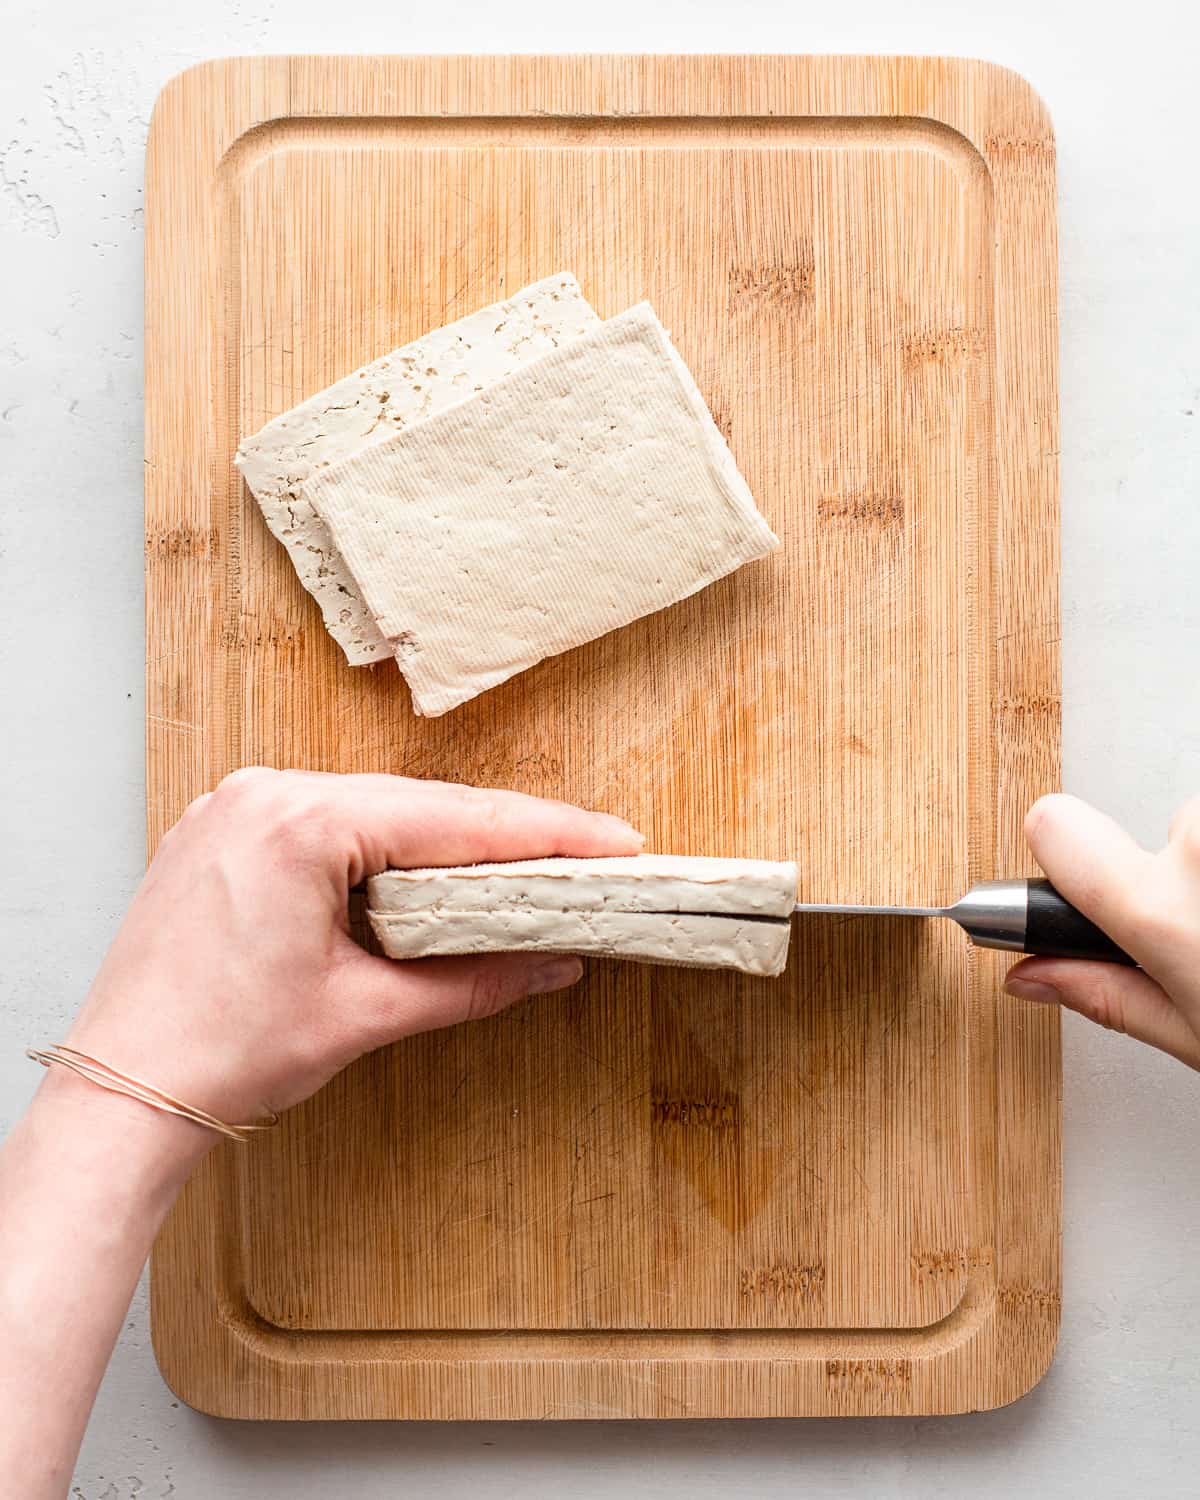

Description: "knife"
793 878 1136 965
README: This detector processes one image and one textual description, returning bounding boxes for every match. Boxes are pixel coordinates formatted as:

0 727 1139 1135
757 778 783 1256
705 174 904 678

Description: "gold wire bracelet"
26 1044 279 1144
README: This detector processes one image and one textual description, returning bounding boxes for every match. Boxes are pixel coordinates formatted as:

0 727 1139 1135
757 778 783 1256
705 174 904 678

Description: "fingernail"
1005 976 1061 1004
529 958 585 993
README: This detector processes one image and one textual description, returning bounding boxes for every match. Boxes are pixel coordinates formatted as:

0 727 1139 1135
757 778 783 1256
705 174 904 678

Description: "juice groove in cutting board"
145 55 1060 1418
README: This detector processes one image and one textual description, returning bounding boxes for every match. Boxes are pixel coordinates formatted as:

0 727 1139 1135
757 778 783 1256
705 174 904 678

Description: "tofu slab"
368 854 797 915
369 909 792 977
367 855 797 977
234 274 601 664
306 304 781 714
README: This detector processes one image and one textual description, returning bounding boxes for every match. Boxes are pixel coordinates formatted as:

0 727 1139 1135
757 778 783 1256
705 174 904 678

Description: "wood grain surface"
145 55 1061 1419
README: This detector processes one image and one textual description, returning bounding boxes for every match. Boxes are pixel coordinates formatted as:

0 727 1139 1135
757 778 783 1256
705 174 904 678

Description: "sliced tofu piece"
234 273 601 665
368 854 797 915
367 855 797 977
369 909 792 977
306 303 781 715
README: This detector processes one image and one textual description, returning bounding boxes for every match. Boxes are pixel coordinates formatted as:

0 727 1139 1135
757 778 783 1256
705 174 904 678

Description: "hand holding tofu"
62 770 644 1131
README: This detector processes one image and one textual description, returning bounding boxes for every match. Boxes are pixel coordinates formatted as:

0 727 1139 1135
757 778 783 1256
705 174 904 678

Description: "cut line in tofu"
306 303 781 715
366 855 798 976
234 273 601 664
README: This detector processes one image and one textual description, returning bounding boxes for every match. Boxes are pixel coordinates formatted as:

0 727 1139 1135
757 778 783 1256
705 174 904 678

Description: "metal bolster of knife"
948 879 1136 964
943 880 1031 952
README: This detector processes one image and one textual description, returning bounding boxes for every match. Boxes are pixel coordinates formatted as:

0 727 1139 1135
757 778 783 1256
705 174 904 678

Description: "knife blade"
794 878 1136 965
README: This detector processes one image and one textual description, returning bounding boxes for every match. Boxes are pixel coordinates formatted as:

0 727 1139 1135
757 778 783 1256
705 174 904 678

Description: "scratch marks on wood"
147 713 204 736
816 490 904 526
997 692 1059 720
218 619 307 650
651 1092 739 1130
901 326 986 365
998 1281 1062 1315
728 261 814 306
740 1260 826 1298
825 1357 913 1390
910 1245 994 1278
395 744 565 794
145 523 217 558
984 135 1055 167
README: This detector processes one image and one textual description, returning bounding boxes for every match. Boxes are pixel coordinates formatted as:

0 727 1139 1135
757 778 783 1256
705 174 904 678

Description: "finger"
1161 800 1200 950
1166 795 1200 902
312 773 644 881
1167 794 1200 850
1005 956 1200 1071
1023 793 1156 956
338 949 586 1044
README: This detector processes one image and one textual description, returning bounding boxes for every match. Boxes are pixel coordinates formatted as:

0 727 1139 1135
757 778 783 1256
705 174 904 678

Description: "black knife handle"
1024 879 1137 965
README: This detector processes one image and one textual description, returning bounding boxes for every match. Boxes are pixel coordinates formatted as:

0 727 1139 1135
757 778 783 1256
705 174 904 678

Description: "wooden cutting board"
145 55 1060 1419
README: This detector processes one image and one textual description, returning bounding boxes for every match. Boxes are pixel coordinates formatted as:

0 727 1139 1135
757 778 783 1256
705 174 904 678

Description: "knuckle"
216 765 276 800
1084 980 1130 1036
210 771 327 859
180 790 213 821
161 790 213 845
465 786 505 837
266 800 328 858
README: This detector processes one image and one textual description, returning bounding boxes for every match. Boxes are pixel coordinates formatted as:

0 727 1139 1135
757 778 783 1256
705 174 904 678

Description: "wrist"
28 1063 213 1211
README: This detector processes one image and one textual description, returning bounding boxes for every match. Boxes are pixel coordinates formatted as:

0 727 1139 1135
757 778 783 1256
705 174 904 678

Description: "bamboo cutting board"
145 55 1060 1419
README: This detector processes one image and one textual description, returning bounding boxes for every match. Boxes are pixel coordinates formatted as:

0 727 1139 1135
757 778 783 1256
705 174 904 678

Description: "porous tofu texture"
306 304 780 714
235 274 600 664
367 855 797 976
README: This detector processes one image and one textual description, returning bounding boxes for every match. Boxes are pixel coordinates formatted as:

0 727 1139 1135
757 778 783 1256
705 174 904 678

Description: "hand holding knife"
795 877 1135 965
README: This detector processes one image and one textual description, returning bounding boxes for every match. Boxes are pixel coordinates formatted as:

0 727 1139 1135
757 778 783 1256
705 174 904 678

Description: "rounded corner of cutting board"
148 1302 243 1422
145 56 293 191
146 58 237 140
977 1318 1063 1415
970 57 1057 143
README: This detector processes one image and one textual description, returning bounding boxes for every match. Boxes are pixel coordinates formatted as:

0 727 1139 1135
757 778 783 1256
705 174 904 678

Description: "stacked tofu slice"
368 855 799 977
236 274 779 716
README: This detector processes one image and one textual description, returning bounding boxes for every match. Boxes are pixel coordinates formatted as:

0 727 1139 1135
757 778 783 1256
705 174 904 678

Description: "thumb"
337 949 585 1046
1005 956 1200 1071
1023 793 1156 962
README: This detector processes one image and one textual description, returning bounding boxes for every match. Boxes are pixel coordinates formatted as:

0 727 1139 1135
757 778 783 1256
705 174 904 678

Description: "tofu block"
368 854 798 915
367 855 797 977
234 274 601 664
306 303 781 714
369 909 792 977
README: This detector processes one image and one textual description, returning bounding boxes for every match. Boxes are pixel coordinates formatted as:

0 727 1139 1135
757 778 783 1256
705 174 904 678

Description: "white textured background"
2 2 1198 1496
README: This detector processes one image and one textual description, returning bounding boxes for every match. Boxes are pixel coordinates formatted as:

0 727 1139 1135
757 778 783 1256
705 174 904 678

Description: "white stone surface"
1 2 1198 1495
